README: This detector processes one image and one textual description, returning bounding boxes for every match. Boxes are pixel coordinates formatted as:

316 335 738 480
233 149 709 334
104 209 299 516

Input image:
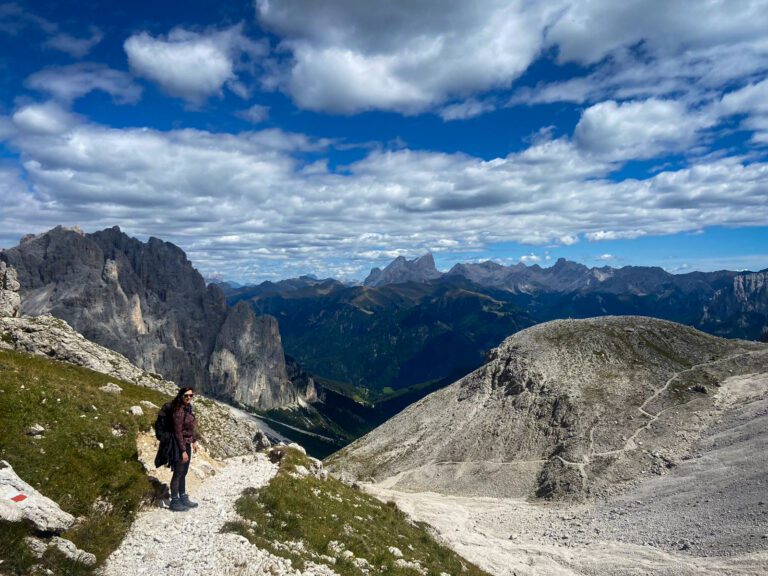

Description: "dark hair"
171 386 194 410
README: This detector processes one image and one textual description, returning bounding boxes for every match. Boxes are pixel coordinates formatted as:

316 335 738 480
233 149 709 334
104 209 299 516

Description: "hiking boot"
169 498 189 512
180 494 198 508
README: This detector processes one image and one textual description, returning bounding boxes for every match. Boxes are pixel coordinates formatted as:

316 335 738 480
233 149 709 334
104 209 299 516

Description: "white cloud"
253 0 768 118
11 102 79 134
720 78 768 143
124 25 265 104
559 234 579 246
544 1 768 66
3 110 768 280
237 104 270 124
256 0 554 114
44 26 103 58
439 99 496 121
574 99 714 161
26 63 141 104
596 254 616 261
520 253 541 263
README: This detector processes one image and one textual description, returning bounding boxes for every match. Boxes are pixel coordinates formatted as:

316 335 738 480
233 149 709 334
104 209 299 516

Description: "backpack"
154 402 174 440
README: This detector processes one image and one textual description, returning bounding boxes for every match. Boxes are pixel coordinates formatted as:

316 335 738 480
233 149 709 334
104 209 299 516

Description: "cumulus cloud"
124 25 265 104
26 63 141 104
253 0 768 119
520 253 541 263
574 99 715 161
256 0 554 114
11 102 79 134
545 0 768 66
3 106 768 280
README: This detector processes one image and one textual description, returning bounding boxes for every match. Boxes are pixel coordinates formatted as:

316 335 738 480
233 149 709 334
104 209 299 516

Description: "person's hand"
182 451 189 463
192 442 198 453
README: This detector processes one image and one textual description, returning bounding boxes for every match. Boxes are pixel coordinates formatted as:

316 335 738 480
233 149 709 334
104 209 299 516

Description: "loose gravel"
102 453 338 576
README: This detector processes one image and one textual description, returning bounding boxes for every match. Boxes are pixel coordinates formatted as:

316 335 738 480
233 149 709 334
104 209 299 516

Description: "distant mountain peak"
363 253 442 287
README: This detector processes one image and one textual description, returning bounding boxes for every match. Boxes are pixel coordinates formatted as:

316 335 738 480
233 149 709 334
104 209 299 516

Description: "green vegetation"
0 349 170 575
224 448 491 576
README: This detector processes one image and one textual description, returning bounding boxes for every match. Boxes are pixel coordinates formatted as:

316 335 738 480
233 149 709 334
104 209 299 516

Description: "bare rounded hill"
328 316 768 500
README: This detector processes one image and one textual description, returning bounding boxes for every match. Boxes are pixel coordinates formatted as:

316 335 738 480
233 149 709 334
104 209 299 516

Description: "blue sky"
1 0 767 283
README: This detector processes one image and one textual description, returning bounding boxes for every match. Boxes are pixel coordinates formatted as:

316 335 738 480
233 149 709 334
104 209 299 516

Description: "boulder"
253 430 272 451
0 460 75 532
99 382 123 394
129 405 143 416
25 424 45 437
50 536 97 566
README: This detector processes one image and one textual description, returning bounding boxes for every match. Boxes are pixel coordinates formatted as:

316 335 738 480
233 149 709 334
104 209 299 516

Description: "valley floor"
364 371 768 576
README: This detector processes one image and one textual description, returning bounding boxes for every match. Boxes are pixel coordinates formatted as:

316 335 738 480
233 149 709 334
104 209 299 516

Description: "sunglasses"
183 393 194 398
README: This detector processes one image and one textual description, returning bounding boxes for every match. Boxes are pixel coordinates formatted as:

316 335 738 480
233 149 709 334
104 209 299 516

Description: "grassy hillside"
0 349 170 575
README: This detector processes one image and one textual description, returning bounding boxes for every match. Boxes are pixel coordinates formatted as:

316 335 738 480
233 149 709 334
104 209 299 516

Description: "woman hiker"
169 386 199 512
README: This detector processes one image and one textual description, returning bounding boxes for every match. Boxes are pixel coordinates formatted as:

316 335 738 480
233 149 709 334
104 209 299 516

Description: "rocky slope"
328 316 768 500
0 226 304 410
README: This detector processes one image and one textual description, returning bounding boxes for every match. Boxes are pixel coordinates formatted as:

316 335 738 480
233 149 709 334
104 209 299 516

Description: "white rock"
50 537 96 566
24 536 48 558
99 382 123 394
25 424 45 436
129 405 144 416
0 460 74 532
388 546 404 558
287 442 307 455
140 400 158 409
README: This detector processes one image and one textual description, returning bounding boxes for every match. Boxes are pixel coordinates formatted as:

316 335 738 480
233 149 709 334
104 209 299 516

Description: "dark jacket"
154 403 196 469
172 403 197 452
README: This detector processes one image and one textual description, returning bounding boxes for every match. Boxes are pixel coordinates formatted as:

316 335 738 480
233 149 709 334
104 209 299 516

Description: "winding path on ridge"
529 351 760 482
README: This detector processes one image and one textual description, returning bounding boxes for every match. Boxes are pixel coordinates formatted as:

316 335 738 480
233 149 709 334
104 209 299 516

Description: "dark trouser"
170 444 191 498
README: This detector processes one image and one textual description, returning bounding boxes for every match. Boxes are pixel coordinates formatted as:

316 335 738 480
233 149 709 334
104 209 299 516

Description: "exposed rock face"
208 301 296 409
0 460 75 532
328 316 768 500
702 270 768 336
0 226 304 409
0 261 20 317
364 253 442 287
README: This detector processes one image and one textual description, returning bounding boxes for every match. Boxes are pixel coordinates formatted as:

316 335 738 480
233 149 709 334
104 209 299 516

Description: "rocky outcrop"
0 314 176 394
0 261 20 317
364 253 442 287
208 301 296 409
0 460 75 532
0 226 306 410
328 316 768 500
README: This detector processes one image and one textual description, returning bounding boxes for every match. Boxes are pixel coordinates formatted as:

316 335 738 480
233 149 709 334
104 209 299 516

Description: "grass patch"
0 348 171 575
224 447 491 576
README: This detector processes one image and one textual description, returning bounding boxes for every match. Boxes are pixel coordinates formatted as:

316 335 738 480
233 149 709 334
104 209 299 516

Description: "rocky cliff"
0 226 302 410
328 316 768 500
364 253 442 287
208 301 297 408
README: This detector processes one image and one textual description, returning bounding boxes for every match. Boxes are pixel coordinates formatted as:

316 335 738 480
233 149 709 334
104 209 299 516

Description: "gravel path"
102 453 338 576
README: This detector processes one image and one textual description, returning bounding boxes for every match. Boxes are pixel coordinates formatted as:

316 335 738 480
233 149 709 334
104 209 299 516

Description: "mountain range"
3 227 767 452
227 253 768 400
